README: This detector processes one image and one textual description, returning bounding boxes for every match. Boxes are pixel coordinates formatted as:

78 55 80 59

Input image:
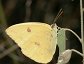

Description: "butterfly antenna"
51 8 63 28
53 8 63 24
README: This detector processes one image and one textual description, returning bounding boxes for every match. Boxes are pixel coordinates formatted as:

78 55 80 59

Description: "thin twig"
72 49 84 57
64 28 81 43
0 44 18 59
80 0 84 64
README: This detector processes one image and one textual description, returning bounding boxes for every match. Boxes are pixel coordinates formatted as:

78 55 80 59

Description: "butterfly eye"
27 27 31 32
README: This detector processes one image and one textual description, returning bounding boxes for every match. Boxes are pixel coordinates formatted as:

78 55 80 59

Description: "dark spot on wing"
27 27 31 32
35 42 40 46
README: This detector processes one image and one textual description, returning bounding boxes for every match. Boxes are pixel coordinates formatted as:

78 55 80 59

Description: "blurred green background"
0 0 83 64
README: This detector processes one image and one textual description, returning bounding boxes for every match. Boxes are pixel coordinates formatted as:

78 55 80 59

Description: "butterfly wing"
6 22 57 63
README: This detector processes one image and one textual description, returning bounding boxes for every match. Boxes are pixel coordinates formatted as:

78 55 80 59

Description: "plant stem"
80 0 84 64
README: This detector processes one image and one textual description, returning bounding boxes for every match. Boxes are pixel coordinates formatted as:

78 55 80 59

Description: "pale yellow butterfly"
5 8 81 64
5 22 57 63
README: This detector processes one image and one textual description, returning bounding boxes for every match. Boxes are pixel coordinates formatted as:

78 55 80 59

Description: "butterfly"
5 8 81 64
5 9 63 64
